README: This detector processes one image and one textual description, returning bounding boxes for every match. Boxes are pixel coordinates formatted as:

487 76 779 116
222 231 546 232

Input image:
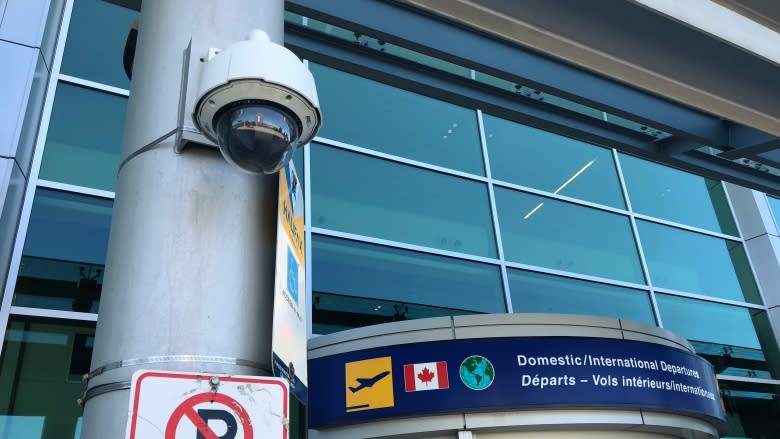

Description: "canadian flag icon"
404 361 449 392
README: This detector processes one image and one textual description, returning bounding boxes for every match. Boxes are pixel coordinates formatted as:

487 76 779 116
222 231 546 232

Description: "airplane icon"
349 371 391 393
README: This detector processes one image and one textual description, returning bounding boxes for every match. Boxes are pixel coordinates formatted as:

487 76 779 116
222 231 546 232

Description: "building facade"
0 0 779 437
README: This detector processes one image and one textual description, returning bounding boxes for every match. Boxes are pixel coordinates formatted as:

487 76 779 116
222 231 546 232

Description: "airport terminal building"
1 0 780 437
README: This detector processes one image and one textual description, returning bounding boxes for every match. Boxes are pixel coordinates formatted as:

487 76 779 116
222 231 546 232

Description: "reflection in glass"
312 235 504 333
0 317 94 439
483 114 625 208
311 145 497 257
495 187 644 283
310 64 485 175
39 83 128 191
13 189 112 312
657 294 761 351
619 153 738 235
507 269 655 324
15 53 49 174
60 0 139 89
638 220 760 303
693 341 771 380
719 380 780 437
658 295 780 380
313 293 479 335
0 163 25 301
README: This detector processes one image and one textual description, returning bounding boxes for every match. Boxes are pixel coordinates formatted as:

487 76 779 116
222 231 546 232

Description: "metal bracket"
174 38 219 153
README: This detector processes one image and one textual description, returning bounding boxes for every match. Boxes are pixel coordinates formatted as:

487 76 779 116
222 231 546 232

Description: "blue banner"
308 337 726 429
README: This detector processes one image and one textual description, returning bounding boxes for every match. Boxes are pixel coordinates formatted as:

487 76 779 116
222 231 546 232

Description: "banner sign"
271 162 307 404
308 337 726 429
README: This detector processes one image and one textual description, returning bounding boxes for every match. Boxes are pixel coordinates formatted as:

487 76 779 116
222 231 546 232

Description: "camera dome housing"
194 30 321 174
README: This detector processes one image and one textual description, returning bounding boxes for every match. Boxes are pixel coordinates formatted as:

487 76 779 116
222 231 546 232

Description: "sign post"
271 162 308 403
125 370 288 439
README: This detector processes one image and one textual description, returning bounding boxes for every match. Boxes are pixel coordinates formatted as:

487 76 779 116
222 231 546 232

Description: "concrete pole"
80 1 283 437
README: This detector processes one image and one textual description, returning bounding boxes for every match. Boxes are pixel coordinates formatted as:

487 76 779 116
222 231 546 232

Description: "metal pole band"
84 354 268 382
79 380 132 406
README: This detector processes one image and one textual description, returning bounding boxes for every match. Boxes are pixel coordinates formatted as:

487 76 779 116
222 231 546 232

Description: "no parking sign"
125 370 288 439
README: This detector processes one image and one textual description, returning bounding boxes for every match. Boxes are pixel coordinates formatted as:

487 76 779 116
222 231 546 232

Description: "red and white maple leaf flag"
404 361 449 392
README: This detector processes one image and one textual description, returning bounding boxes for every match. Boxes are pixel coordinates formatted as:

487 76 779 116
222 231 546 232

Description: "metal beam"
286 26 780 196
654 137 701 157
101 0 780 194
719 124 780 159
287 0 738 146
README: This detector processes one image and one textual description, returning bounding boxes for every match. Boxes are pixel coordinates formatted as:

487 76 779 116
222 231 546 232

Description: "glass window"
619 153 738 235
13 189 112 313
312 235 505 334
637 220 760 303
0 316 94 439
483 114 625 208
719 380 780 438
657 295 780 381
657 294 760 351
494 187 644 283
311 145 496 257
507 269 655 324
310 63 485 175
60 0 139 89
769 196 780 227
39 83 127 192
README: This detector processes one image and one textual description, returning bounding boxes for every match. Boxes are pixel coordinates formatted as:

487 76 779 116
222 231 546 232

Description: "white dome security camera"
193 30 321 174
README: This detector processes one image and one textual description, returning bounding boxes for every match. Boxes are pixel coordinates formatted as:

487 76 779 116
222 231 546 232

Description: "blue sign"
308 337 726 430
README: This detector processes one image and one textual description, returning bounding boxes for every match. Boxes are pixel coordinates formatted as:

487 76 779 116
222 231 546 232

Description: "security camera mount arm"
174 30 322 175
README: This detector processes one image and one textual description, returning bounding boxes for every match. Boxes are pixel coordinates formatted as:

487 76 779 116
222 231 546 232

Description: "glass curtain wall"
1 2 779 438
303 58 780 438
0 1 135 438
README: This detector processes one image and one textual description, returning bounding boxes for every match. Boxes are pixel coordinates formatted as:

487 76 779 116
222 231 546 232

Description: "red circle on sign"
165 392 254 439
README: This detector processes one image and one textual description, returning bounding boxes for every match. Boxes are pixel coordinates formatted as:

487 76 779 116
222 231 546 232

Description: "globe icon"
459 355 495 390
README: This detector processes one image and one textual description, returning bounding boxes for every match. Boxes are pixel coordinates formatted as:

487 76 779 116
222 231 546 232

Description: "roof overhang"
106 0 780 194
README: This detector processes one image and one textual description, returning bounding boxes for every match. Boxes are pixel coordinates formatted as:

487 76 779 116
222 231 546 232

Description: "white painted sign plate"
125 370 288 439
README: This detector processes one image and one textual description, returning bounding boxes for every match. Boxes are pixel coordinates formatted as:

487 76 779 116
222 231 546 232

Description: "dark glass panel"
638 220 760 303
0 317 94 439
60 0 139 89
620 153 738 235
483 114 625 208
657 294 759 349
507 269 655 324
39 83 127 191
495 187 644 283
13 189 112 313
719 380 780 438
310 63 484 175
659 297 780 381
311 145 496 257
312 235 505 334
